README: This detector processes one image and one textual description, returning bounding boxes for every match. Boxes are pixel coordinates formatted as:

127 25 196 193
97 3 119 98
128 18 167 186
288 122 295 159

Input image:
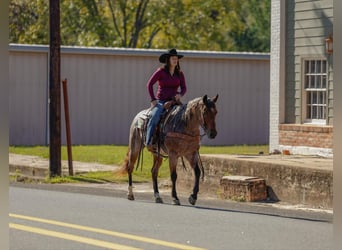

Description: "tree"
9 0 271 52
223 0 271 52
156 0 231 51
9 0 49 44
60 0 110 46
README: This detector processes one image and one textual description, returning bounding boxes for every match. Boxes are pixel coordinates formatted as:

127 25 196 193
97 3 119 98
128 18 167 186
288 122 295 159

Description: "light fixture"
325 34 333 55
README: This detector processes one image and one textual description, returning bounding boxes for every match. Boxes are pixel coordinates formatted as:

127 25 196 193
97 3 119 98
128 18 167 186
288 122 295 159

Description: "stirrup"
146 144 156 152
151 151 168 158
146 144 168 158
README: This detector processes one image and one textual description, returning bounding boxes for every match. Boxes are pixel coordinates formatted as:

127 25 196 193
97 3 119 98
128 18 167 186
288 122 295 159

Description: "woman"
145 48 187 150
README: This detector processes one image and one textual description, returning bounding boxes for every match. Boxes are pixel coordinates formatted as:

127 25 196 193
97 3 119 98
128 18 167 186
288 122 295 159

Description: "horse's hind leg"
126 129 141 201
127 170 134 200
126 151 136 200
151 155 163 203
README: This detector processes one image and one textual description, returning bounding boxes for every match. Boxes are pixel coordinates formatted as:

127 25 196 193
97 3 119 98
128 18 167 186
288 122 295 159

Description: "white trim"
301 58 328 123
303 119 327 125
279 145 333 158
269 0 286 153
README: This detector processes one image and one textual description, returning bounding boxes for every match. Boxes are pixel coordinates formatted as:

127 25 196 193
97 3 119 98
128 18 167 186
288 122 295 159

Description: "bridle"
200 100 217 138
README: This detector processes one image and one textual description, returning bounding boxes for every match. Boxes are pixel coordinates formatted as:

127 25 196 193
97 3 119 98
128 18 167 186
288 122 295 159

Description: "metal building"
9 44 270 146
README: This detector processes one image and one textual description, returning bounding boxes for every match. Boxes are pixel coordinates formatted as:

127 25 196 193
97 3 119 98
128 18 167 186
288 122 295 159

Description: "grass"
44 171 148 184
9 144 268 183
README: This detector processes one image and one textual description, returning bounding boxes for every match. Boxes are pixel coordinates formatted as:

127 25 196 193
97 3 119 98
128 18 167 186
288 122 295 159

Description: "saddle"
143 99 182 150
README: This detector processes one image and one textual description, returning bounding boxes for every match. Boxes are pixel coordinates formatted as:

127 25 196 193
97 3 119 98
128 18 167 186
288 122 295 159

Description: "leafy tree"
9 0 49 44
156 0 230 50
60 0 110 46
105 0 162 48
223 0 270 52
9 0 271 52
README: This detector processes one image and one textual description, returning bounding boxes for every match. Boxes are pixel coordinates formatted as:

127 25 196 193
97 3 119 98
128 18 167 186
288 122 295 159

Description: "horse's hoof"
188 195 197 205
155 197 163 203
127 194 135 201
173 199 181 206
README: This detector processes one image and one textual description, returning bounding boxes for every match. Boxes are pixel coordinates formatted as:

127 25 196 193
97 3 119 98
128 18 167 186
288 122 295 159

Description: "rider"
145 48 187 151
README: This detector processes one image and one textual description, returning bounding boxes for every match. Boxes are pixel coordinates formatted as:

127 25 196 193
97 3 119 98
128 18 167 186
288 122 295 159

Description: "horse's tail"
115 149 130 176
116 110 146 176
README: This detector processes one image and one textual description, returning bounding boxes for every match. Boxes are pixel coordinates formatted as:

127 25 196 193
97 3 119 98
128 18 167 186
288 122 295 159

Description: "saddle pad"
135 110 150 129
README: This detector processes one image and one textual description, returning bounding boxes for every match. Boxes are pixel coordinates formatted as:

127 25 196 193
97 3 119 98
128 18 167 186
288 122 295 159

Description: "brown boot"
146 144 155 152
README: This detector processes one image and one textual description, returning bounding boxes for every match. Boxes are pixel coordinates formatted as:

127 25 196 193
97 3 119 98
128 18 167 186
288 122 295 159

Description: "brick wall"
279 124 333 149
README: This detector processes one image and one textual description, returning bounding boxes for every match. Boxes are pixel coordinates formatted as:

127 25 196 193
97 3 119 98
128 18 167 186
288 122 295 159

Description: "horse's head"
200 94 218 139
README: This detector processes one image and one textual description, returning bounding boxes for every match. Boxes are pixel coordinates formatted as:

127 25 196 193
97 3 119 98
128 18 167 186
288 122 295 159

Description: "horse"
122 94 218 205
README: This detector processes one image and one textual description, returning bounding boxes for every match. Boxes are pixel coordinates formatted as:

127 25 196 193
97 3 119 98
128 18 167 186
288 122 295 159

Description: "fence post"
62 78 73 176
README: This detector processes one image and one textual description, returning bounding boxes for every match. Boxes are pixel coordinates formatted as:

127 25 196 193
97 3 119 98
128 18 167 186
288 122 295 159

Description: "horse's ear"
203 95 208 104
212 94 219 103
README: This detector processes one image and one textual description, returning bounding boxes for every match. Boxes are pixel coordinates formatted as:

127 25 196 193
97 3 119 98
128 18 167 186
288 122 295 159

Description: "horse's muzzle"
208 130 217 139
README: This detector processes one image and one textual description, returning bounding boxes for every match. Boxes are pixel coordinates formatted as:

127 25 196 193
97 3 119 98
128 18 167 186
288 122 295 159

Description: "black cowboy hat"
159 48 184 63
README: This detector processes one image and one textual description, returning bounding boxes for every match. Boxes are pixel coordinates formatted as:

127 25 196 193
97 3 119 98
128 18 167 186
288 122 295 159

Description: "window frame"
301 57 328 125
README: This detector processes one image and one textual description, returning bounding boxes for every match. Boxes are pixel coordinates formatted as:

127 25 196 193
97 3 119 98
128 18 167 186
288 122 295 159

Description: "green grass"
45 171 147 184
9 145 127 165
199 145 268 155
9 144 268 183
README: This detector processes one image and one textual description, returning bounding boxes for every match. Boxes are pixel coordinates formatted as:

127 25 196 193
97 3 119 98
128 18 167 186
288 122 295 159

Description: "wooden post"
49 0 61 177
62 79 73 176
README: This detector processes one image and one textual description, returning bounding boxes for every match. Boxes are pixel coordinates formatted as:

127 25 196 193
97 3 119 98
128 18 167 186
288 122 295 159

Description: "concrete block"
220 176 267 202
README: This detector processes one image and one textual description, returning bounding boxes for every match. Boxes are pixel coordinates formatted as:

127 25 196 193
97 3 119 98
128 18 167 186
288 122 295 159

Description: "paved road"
10 185 332 250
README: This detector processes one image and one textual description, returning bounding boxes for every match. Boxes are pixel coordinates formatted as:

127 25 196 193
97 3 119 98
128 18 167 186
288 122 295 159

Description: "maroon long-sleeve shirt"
147 67 187 101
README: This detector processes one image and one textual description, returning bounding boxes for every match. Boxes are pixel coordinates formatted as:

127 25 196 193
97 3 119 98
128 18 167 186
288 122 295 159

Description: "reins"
165 131 201 142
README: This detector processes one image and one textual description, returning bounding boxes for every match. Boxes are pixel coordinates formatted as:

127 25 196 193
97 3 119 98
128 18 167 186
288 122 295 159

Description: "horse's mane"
162 97 203 134
184 97 202 123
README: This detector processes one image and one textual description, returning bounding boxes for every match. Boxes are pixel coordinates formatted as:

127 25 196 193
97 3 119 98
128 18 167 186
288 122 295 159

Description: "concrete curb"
176 154 333 209
9 153 333 209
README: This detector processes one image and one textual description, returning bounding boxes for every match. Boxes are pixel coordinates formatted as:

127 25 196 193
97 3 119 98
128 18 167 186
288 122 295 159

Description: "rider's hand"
174 94 181 102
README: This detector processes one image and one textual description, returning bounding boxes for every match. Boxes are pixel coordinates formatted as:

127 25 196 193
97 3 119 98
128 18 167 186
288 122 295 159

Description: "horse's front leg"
169 155 180 205
151 155 163 203
189 163 200 205
185 153 201 205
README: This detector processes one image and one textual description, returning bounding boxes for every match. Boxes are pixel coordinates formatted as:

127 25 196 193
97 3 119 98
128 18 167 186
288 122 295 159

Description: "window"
303 59 327 123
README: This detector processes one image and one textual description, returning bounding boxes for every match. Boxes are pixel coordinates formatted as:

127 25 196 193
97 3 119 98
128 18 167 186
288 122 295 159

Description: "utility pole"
49 0 61 177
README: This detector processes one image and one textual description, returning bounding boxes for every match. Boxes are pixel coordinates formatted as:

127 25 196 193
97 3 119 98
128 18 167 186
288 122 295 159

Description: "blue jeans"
146 100 165 145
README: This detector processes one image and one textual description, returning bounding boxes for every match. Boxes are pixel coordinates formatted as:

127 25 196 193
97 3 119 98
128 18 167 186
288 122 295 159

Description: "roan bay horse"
122 94 218 205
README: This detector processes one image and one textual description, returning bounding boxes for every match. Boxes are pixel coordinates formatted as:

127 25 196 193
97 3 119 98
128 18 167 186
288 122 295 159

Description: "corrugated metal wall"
9 49 48 145
9 44 270 146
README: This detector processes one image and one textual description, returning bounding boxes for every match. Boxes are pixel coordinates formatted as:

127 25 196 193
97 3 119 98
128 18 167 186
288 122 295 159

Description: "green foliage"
9 0 270 52
225 0 271 52
9 0 49 44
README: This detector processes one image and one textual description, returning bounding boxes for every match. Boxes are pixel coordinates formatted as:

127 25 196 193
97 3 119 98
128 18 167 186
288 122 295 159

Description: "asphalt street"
9 184 333 250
